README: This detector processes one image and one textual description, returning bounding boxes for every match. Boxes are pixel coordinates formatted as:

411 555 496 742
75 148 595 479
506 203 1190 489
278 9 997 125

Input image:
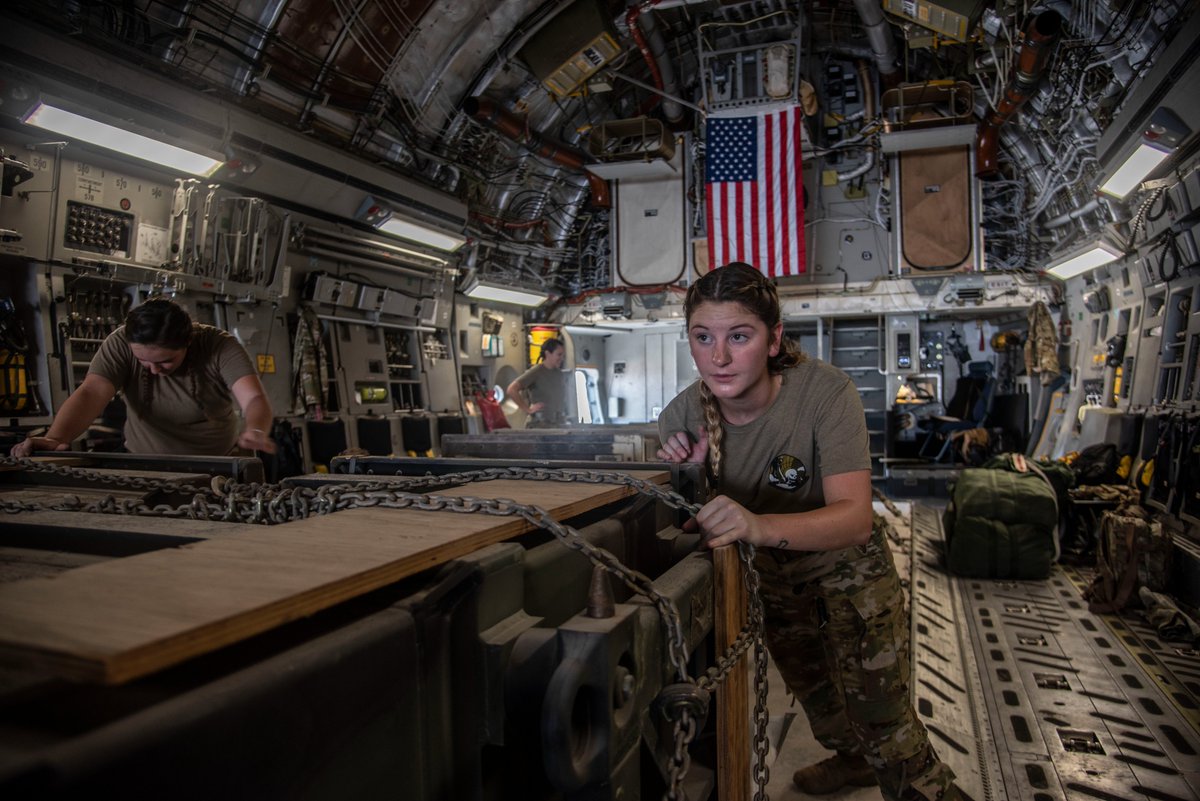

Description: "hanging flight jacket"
292 306 329 419
1024 301 1060 385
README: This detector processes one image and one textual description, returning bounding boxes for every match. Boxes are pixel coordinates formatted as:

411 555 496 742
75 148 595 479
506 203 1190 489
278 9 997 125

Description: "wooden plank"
0 547 109 583
715 545 750 801
0 488 147 506
0 468 211 487
63 468 212 483
0 471 667 684
0 511 263 541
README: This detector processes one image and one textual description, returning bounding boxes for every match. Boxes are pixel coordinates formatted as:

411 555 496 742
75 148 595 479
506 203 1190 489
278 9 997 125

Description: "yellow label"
821 169 839 186
256 354 276 374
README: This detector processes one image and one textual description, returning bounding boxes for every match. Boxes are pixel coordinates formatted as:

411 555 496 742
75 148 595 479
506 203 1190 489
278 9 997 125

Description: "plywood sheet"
0 471 666 684
0 511 265 541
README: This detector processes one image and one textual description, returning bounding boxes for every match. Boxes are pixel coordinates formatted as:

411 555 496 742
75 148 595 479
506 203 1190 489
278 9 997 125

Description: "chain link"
1 457 769 799
0 456 201 493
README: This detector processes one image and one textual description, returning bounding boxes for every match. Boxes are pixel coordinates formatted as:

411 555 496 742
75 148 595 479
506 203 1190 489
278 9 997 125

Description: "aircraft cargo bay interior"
0 1 1198 800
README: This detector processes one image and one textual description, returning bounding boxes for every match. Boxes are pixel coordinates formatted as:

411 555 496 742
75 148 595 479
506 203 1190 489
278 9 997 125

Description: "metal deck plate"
910 503 1200 801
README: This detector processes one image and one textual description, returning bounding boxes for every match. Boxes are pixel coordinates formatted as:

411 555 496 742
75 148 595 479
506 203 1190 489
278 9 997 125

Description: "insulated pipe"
632 5 684 123
463 96 610 208
976 10 1064 177
998 126 1047 197
851 0 900 86
626 4 664 102
1042 197 1101 229
838 62 877 183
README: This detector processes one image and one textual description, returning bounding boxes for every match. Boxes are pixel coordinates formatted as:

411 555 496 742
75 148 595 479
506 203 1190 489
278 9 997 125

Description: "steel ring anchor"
541 657 612 792
654 682 710 730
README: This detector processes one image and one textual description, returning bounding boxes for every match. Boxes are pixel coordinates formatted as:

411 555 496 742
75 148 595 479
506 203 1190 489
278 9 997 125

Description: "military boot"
792 752 878 794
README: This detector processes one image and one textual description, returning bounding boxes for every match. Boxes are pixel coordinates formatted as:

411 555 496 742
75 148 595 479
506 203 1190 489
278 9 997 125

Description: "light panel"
1098 141 1171 198
22 102 222 177
464 278 549 307
378 216 466 252
1046 239 1123 280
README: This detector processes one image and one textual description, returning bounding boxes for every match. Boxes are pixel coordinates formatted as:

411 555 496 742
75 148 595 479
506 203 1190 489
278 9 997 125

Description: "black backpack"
1073 443 1119 485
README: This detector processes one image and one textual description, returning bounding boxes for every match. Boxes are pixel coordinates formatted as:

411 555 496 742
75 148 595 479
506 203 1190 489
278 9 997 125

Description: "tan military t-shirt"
89 324 256 454
658 359 871 571
515 363 575 425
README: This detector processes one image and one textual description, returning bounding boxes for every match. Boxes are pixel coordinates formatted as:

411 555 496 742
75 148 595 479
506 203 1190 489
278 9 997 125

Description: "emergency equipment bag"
1085 509 1172 613
943 455 1060 579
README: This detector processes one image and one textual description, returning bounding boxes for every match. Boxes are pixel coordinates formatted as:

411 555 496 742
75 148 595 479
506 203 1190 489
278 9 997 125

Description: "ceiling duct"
0 19 467 243
975 10 1063 178
463 96 610 208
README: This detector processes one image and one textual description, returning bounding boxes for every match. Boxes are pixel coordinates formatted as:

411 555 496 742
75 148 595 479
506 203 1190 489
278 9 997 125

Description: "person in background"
655 263 960 801
12 298 276 457
506 337 574 426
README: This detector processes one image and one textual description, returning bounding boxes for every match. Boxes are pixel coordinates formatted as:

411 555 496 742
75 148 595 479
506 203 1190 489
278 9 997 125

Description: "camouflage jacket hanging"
291 306 328 419
1025 301 1059 385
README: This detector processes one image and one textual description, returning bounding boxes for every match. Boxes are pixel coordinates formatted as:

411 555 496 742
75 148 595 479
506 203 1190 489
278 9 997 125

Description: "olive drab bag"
943 454 1062 579
1085 509 1172 613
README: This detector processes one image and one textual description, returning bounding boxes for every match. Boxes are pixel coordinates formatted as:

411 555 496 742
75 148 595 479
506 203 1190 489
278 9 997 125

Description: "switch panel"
64 200 133 257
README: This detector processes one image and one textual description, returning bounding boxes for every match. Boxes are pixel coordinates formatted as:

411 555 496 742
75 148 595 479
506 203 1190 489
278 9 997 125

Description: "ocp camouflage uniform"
1025 300 1059 384
658 361 960 800
757 515 957 800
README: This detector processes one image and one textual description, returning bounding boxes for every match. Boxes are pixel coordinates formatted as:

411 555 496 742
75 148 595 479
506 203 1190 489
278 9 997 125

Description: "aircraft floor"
757 500 1200 801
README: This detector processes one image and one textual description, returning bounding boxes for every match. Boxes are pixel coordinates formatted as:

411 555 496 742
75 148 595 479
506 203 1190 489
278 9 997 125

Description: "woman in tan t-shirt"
13 299 275 457
656 263 961 801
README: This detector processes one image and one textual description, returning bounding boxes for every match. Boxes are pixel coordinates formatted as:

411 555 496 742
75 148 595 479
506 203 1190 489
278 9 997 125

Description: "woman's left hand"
238 428 277 454
694 495 767 549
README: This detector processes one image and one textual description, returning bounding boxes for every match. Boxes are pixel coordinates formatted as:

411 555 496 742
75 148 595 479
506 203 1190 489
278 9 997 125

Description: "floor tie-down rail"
910 503 1200 801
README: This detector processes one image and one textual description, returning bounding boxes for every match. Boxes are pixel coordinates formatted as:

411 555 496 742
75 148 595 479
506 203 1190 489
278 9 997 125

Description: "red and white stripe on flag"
704 105 806 277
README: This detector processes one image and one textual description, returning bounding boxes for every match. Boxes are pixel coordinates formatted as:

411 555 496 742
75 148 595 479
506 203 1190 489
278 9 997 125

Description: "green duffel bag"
943 459 1060 579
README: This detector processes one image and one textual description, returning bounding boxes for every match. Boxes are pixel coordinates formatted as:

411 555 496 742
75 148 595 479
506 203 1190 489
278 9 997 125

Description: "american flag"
705 106 807 277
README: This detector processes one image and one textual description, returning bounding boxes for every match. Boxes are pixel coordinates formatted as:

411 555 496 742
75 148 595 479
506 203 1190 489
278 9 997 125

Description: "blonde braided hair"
686 263 805 487
698 381 725 484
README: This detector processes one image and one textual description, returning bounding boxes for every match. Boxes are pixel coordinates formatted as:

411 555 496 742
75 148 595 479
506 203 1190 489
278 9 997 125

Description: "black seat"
920 362 996 462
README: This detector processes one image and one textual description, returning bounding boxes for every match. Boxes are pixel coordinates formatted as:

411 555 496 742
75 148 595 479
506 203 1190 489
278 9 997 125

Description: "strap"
1111 522 1142 609
1088 515 1143 614
1021 457 1061 562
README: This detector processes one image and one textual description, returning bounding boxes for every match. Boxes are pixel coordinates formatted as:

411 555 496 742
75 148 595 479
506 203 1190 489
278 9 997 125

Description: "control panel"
920 330 945 370
896 331 913 370
64 200 133 256
887 315 920 375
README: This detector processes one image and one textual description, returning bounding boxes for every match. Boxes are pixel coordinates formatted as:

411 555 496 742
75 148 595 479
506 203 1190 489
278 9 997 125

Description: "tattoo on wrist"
777 539 789 549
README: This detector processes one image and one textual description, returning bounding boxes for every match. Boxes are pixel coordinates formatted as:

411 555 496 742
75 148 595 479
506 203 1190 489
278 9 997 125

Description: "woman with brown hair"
656 263 959 800
13 298 275 456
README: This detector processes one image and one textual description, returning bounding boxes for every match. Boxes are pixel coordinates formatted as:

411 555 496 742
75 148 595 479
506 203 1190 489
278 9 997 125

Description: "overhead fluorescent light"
22 102 222 177
464 277 549 307
1098 107 1191 198
592 318 684 331
378 215 466 252
1045 239 1123 280
1098 141 1171 198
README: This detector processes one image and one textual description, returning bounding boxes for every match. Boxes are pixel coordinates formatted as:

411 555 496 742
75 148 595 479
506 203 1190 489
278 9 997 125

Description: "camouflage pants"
756 517 959 801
